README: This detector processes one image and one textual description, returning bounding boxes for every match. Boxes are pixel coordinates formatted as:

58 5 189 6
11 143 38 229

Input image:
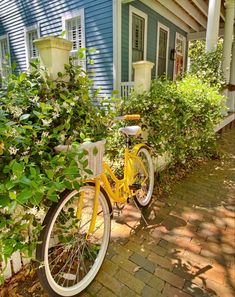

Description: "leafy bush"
120 75 224 164
0 59 106 272
188 39 225 87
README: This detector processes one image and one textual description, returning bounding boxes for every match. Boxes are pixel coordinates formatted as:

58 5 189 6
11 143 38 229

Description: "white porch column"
132 61 154 94
206 0 221 52
231 41 235 84
228 39 235 111
222 0 235 82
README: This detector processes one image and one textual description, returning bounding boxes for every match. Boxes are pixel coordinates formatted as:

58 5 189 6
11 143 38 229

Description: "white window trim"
0 34 10 63
129 5 148 81
24 23 40 70
173 32 186 80
0 34 11 84
61 8 86 53
156 22 169 77
113 0 122 92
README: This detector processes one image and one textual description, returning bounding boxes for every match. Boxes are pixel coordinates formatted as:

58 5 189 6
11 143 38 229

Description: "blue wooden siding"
121 0 187 81
0 0 113 96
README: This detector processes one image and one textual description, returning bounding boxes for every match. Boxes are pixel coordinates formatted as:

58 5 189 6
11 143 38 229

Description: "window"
66 17 83 51
132 13 145 62
0 35 10 87
129 6 147 81
174 33 186 80
156 23 169 77
25 25 40 68
62 9 85 67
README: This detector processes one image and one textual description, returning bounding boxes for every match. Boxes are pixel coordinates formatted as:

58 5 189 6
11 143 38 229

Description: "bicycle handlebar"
115 114 141 121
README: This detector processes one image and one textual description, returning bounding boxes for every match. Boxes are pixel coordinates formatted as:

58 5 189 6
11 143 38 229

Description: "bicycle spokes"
44 189 109 289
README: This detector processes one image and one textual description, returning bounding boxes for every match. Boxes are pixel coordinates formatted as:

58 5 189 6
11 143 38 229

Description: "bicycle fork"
76 180 100 239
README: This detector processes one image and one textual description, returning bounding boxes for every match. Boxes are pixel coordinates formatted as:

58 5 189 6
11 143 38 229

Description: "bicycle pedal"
129 183 141 190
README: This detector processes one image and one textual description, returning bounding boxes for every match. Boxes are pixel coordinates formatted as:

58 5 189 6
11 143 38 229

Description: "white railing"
120 81 134 99
1 252 30 281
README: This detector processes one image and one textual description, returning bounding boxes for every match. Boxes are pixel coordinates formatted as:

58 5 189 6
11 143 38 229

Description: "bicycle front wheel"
134 147 154 207
36 185 111 297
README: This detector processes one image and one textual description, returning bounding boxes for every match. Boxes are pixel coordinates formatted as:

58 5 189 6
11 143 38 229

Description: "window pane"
132 13 144 62
0 39 8 60
158 27 168 76
176 38 183 54
0 38 10 85
66 16 82 51
27 30 38 59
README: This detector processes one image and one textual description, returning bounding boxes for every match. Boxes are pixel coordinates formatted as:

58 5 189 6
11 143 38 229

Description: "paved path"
2 126 234 297
81 125 235 297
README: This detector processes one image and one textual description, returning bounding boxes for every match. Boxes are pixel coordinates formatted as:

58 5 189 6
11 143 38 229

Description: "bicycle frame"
83 142 150 235
98 143 150 203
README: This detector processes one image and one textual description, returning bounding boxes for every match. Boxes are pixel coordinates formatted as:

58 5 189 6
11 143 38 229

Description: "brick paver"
83 125 235 296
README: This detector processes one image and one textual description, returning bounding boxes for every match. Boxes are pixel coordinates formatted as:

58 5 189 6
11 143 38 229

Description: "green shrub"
188 39 225 87
0 58 106 271
120 75 224 165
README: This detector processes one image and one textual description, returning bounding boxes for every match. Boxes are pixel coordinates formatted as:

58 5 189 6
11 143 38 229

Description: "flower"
62 102 69 108
42 131 49 138
8 146 19 155
42 119 52 126
52 112 59 119
30 95 39 103
27 206 37 216
9 106 23 118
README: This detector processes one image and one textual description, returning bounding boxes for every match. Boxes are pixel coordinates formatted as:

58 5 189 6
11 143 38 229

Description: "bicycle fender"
131 143 152 156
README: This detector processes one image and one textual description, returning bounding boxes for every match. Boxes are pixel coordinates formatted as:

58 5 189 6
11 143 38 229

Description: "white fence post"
2 259 12 280
1 251 26 281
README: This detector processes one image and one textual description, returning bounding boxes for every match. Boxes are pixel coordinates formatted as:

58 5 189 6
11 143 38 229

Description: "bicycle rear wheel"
134 147 154 207
36 185 111 297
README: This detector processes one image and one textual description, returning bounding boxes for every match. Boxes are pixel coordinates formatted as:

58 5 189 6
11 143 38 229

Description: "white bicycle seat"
119 125 142 137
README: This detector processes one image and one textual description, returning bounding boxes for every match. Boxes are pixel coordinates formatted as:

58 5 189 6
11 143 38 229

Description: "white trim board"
24 23 40 70
0 34 11 75
113 0 122 92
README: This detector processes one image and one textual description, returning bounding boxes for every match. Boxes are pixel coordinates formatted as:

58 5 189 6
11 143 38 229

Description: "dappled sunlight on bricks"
81 127 235 297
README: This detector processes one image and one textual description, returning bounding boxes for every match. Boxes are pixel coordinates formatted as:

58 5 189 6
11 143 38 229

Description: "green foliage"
188 39 225 87
120 75 224 165
0 58 106 268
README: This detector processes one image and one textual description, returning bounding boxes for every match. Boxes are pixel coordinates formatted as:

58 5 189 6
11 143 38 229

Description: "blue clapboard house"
0 0 193 97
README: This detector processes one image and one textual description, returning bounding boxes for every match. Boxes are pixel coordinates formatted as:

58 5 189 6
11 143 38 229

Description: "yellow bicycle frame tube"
84 179 101 237
100 143 151 203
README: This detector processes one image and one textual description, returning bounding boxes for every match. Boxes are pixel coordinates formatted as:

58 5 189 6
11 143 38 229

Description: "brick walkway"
3 127 233 297
81 125 235 297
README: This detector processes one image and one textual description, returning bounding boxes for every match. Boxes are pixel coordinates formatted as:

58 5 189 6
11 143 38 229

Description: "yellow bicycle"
36 114 154 297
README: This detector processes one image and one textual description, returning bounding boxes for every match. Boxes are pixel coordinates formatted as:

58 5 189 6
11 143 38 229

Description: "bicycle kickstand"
133 199 149 226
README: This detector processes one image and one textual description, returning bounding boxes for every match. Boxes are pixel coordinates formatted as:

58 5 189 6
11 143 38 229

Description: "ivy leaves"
188 40 225 88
